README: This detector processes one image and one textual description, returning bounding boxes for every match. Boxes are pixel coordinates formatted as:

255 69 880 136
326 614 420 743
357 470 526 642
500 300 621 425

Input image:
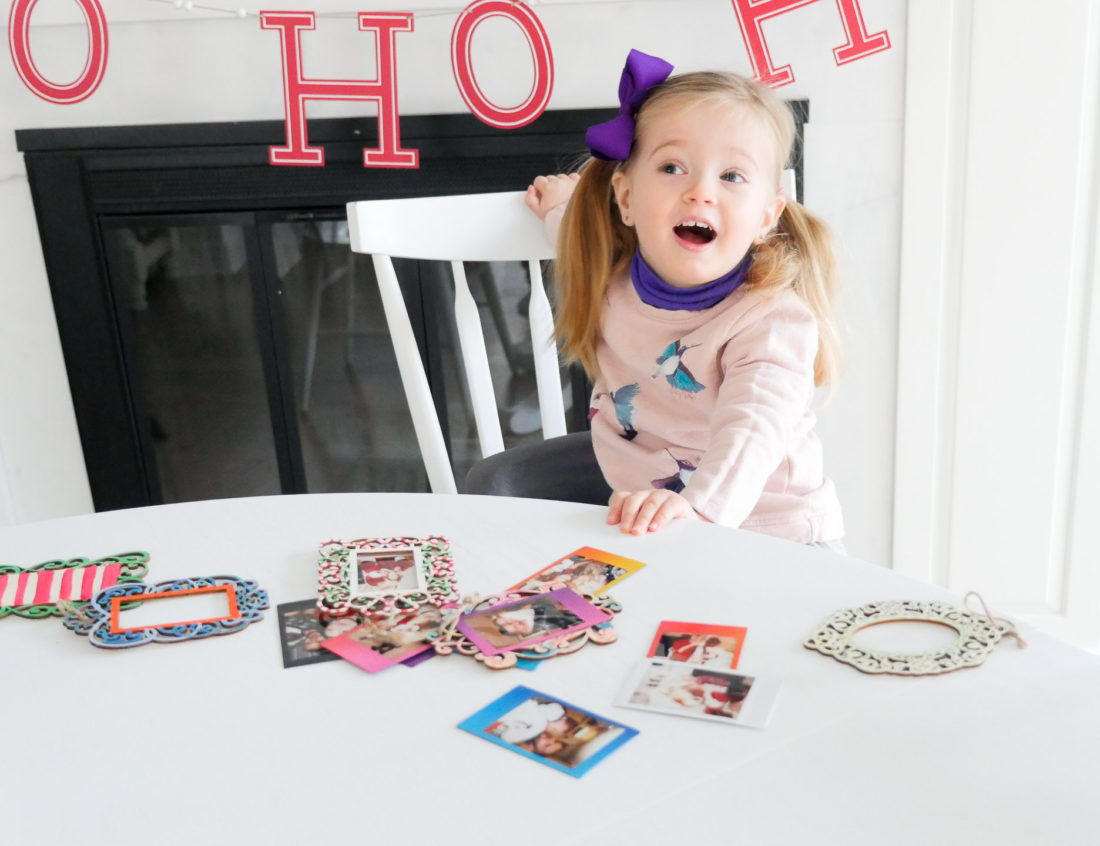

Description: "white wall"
0 0 906 566
896 0 1100 647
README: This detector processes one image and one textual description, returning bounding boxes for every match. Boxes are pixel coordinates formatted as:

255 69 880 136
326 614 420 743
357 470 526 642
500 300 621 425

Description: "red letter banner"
260 10 417 168
731 0 892 87
451 0 554 129
730 0 819 88
8 0 108 104
832 0 891 65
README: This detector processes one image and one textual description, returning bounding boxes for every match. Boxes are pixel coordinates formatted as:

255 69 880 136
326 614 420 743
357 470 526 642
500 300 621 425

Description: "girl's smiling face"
611 98 786 289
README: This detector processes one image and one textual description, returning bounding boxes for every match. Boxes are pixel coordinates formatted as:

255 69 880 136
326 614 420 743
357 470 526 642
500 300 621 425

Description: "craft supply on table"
458 684 638 778
508 546 645 595
647 619 747 670
62 574 268 649
803 592 1027 675
435 587 621 670
317 536 458 617
616 658 780 729
1 551 149 619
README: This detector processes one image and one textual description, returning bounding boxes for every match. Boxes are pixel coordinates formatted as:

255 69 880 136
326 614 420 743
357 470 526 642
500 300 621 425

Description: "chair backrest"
346 191 564 495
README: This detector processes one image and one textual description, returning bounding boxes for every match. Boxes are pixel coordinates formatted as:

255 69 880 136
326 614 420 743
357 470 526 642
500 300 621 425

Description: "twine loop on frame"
964 591 1027 649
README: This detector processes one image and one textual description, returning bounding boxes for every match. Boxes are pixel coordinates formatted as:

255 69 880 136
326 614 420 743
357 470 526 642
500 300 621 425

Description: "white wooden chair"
345 191 566 495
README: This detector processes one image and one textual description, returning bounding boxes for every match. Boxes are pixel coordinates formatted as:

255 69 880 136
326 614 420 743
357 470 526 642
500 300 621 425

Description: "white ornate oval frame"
804 598 1021 676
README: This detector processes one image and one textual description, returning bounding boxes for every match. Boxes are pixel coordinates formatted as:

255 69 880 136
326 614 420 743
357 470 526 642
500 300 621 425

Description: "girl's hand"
607 489 701 535
524 173 580 220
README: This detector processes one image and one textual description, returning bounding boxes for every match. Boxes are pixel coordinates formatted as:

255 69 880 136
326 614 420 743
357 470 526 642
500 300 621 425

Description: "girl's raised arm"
524 173 580 220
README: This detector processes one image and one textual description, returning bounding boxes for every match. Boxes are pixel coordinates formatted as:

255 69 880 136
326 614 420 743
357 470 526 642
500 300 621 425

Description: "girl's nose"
683 176 716 204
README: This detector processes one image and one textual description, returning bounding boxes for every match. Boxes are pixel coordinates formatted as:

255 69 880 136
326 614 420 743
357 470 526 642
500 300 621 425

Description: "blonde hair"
554 71 840 389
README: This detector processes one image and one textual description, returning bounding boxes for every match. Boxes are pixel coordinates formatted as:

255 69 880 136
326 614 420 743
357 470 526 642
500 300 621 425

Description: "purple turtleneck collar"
630 250 752 311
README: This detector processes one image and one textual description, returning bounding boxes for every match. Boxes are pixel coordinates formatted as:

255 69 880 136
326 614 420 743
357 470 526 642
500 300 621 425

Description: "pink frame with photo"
321 605 454 673
456 588 610 657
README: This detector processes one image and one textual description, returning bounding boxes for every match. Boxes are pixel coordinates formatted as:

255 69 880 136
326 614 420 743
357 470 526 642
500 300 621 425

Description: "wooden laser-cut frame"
804 598 1022 676
109 583 240 634
63 575 268 648
0 552 149 619
317 536 459 617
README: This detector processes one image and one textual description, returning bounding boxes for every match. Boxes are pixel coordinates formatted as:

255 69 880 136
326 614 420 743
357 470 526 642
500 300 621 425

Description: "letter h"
260 11 418 168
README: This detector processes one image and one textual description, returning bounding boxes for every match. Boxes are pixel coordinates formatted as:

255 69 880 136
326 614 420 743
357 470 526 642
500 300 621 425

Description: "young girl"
526 49 843 545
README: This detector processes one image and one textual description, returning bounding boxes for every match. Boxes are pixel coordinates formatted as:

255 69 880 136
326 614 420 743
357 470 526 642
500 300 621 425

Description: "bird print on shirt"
591 383 641 440
652 450 697 493
653 339 704 393
605 383 640 440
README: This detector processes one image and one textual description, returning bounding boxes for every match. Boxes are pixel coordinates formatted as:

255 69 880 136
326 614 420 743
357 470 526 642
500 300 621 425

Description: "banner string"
140 0 646 21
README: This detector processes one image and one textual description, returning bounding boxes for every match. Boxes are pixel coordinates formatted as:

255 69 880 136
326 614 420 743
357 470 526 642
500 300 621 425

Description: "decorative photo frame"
434 588 621 670
1 551 149 619
803 595 1027 676
457 588 610 657
321 604 454 673
62 575 268 649
317 536 458 617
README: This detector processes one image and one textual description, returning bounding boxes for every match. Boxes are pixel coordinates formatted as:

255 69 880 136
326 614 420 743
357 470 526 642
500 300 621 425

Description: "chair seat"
464 431 610 505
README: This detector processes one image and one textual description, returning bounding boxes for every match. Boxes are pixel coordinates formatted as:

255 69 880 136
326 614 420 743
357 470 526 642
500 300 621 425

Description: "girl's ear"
758 193 787 240
611 170 634 226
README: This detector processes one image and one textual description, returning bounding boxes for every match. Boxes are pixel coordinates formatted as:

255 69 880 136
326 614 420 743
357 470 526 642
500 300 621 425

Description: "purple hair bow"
585 49 674 162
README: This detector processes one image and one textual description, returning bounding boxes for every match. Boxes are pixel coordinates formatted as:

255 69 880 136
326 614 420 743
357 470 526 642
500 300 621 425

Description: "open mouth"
674 221 717 245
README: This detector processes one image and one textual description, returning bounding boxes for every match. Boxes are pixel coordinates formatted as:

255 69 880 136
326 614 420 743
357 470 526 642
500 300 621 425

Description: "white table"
2 494 1098 845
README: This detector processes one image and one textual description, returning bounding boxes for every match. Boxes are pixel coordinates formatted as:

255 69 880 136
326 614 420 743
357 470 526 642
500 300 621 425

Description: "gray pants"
463 431 612 505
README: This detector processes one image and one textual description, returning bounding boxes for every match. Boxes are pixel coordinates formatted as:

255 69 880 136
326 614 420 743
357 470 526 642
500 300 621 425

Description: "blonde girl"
524 49 844 545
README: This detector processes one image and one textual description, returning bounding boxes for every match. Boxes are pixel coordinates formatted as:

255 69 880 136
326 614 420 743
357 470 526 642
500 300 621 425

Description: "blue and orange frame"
62 575 268 648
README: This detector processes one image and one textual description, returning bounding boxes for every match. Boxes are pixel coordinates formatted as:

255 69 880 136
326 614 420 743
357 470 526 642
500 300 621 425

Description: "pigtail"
746 200 841 391
553 158 637 379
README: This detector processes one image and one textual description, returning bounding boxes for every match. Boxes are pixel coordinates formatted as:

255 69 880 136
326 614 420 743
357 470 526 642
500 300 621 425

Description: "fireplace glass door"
100 210 559 504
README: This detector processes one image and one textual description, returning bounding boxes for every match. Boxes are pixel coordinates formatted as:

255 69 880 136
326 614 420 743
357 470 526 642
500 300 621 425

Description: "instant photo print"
647 620 747 670
456 588 610 657
351 546 425 597
277 599 351 668
321 605 451 673
458 685 637 778
616 658 780 729
508 546 645 596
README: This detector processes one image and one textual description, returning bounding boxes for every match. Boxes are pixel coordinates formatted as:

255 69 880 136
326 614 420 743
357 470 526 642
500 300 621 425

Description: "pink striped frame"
0 551 149 619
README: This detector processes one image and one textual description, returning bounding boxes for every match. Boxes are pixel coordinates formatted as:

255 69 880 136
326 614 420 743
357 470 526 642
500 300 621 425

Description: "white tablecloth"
2 494 1098 845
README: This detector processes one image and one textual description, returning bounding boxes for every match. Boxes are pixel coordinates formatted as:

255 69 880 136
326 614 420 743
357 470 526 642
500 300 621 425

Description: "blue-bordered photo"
458 685 637 778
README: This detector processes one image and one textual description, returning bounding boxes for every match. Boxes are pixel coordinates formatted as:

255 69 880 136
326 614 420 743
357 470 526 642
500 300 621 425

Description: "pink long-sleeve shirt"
548 202 843 542
589 267 843 542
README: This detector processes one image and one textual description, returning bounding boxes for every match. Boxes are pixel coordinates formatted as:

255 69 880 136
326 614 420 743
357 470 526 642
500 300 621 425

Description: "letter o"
9 0 109 104
451 0 553 129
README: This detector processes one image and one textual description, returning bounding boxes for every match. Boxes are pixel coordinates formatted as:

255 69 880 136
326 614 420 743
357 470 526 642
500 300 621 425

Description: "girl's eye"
721 171 746 183
660 163 684 175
